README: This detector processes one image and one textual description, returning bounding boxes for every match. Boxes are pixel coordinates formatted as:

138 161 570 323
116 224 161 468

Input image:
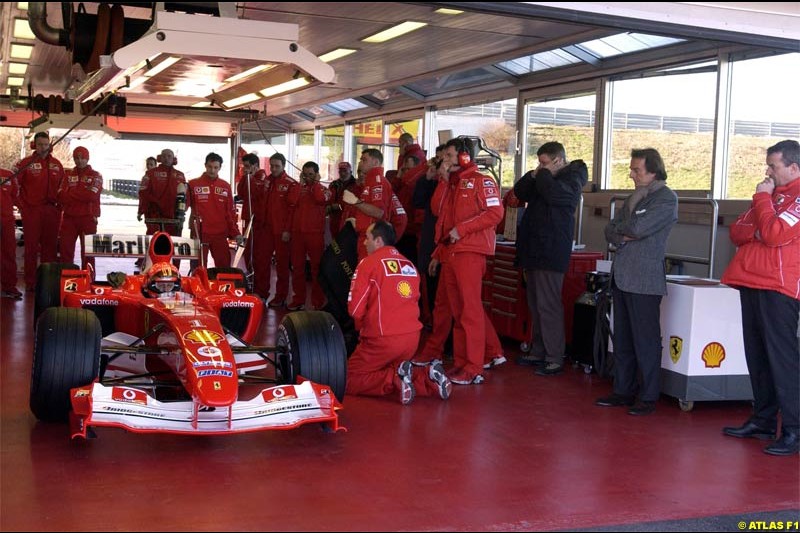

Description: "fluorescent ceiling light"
8 77 25 87
191 101 212 108
17 3 29 9
259 77 309 97
319 48 357 63
10 44 33 59
13 18 36 39
144 56 181 77
362 21 426 43
225 64 272 83
435 8 464 15
223 93 260 108
8 62 28 75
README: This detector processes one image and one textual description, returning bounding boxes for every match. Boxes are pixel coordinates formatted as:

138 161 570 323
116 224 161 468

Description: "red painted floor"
1 294 798 531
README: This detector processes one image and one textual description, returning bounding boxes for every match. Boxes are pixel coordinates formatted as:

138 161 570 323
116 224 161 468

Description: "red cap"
73 146 90 159
338 162 351 171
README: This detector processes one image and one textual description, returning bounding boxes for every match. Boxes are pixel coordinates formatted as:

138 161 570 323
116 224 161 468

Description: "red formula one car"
29 231 347 438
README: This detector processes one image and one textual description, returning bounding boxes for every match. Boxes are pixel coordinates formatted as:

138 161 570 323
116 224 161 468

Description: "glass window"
241 134 287 175
386 118 423 170
607 70 716 190
351 119 383 168
320 126 345 183
725 53 800 199
578 33 683 59
435 98 517 188
293 130 315 180
525 93 595 180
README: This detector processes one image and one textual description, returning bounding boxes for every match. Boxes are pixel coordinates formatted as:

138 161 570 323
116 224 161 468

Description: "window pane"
608 71 716 190
436 98 517 188
726 53 800 199
293 130 314 179
320 126 345 182
525 94 595 180
351 119 383 167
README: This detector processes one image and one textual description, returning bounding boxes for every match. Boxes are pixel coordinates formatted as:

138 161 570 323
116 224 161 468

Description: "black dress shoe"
764 431 799 456
516 355 545 366
628 401 656 416
535 363 563 376
722 421 776 440
595 393 635 407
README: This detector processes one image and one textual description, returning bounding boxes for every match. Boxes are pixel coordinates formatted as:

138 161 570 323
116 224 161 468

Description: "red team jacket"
353 167 393 235
289 181 332 233
348 245 421 338
722 178 800 300
187 174 240 237
266 171 297 234
237 168 270 229
138 164 186 219
431 162 503 258
13 153 64 209
59 165 103 217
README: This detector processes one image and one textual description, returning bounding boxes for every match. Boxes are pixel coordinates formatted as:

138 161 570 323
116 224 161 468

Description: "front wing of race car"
69 380 343 438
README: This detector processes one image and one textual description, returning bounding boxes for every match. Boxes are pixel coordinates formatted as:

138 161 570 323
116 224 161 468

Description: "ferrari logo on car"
184 329 224 344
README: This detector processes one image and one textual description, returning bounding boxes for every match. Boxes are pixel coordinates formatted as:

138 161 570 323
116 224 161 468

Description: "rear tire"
30 308 101 422
277 311 347 402
33 262 79 327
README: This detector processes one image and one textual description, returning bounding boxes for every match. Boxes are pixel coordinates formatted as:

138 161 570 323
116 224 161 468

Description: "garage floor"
1 294 798 531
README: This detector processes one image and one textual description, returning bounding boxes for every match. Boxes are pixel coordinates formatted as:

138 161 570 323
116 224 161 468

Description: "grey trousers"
525 269 565 364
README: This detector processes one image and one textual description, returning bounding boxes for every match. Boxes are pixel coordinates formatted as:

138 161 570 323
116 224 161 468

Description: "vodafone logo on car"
111 387 147 405
79 297 119 306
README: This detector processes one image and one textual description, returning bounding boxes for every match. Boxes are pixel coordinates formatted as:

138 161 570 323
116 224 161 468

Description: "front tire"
30 308 101 422
277 311 347 402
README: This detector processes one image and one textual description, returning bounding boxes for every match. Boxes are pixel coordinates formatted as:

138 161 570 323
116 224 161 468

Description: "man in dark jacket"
514 142 587 375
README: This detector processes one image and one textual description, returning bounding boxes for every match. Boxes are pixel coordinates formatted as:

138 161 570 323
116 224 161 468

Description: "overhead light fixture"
13 18 36 39
319 48 357 63
27 111 120 139
17 3 29 9
8 77 25 87
143 56 181 78
191 101 212 108
210 63 317 110
8 62 28 75
435 8 464 15
72 10 334 108
362 21 427 43
10 43 33 59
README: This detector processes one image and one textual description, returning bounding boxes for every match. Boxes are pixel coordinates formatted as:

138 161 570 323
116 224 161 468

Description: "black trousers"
611 286 663 402
739 287 800 432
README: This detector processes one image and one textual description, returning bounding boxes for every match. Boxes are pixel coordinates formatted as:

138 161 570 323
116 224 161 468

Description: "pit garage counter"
659 276 753 411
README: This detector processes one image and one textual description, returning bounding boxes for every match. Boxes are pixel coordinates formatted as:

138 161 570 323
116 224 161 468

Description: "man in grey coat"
595 148 678 416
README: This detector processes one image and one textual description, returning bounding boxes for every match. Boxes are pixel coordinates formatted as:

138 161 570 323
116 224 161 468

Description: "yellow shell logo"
701 341 725 368
397 280 412 298
669 336 683 364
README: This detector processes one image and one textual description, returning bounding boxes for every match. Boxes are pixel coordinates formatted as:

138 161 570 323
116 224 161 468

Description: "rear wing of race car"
84 234 200 260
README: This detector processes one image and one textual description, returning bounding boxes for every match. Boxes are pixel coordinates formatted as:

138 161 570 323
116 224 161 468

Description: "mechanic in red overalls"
0 168 21 299
346 220 451 405
341 148 393 260
187 152 243 269
137 148 187 237
13 131 65 291
430 137 503 385
263 153 297 308
58 146 102 267
238 153 271 298
288 161 332 310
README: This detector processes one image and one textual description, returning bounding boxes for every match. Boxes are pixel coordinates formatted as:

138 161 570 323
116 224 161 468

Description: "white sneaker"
396 360 415 405
428 362 452 400
483 355 507 370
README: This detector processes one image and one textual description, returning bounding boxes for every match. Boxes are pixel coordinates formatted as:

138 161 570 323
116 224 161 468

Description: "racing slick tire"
277 311 347 402
33 262 79 328
30 307 101 422
207 267 247 289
